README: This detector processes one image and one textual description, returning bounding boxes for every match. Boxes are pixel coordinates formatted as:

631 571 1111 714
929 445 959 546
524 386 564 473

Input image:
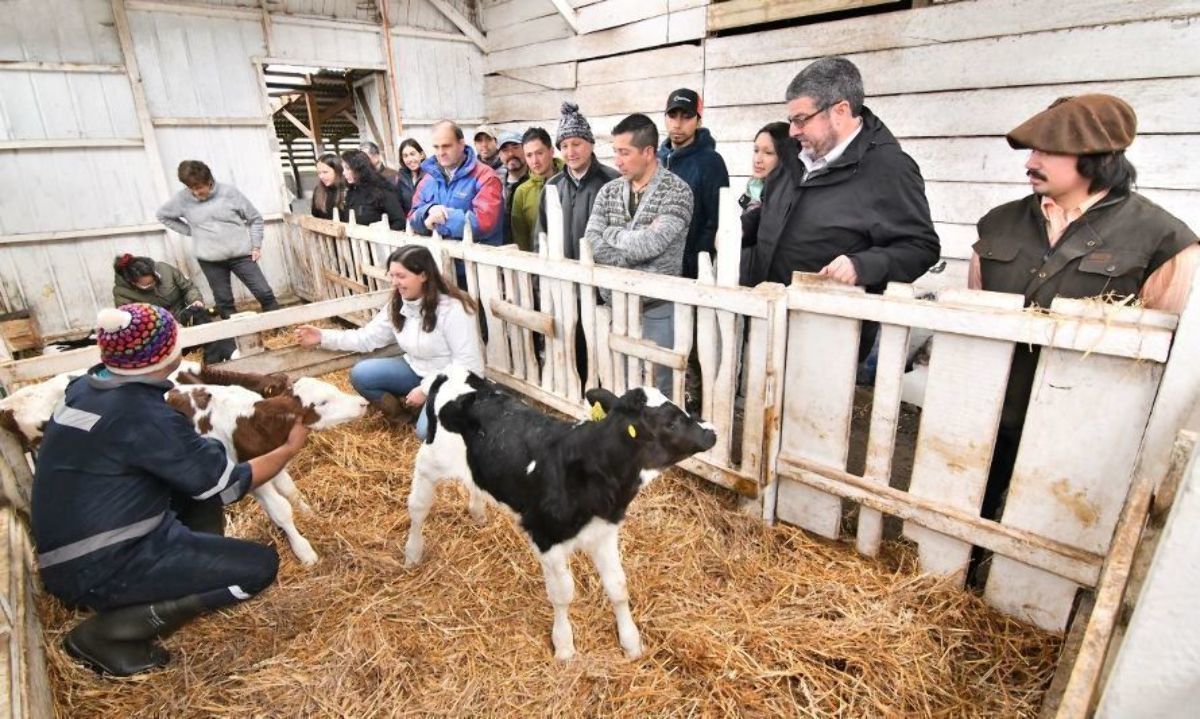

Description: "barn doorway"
262 64 393 214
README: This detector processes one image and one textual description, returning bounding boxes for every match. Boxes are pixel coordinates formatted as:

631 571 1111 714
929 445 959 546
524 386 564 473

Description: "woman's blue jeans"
349 357 429 440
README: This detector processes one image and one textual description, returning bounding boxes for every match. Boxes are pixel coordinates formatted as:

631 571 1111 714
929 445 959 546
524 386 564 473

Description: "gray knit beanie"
555 102 594 147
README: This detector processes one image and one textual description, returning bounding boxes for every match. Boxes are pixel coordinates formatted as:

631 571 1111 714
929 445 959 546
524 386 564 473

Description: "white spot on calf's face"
290 377 368 430
527 460 537 474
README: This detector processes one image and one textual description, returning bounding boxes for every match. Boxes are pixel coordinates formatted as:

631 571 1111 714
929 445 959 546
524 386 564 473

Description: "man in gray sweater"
156 160 279 318
584 113 694 397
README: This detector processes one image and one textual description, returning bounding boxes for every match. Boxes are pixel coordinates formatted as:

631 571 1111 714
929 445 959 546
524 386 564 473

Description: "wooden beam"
777 454 1105 587
378 0 405 138
258 0 275 56
125 0 261 21
426 0 488 50
0 215 283 246
269 14 380 33
303 78 324 153
111 0 190 272
0 138 142 151
280 108 314 139
1055 431 1196 718
0 61 124 74
547 0 581 34
708 0 899 32
317 96 354 124
0 290 391 387
150 117 265 127
489 298 555 337
608 333 689 372
389 26 476 43
339 110 363 131
353 86 385 150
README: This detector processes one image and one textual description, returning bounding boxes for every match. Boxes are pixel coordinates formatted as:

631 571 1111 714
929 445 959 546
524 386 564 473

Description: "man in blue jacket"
32 303 310 676
409 120 505 286
658 89 730 279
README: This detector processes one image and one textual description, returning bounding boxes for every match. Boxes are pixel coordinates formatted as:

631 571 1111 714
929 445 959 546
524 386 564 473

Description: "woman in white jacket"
294 245 483 438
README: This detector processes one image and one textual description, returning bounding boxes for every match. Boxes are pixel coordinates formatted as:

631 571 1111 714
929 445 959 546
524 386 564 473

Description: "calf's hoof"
623 641 644 660
404 542 424 569
554 645 577 662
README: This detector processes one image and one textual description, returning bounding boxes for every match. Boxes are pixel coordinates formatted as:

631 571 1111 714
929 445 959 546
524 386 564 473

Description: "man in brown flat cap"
969 94 1199 523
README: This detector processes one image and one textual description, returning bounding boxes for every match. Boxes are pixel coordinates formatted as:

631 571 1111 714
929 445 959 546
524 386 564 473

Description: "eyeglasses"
787 103 833 130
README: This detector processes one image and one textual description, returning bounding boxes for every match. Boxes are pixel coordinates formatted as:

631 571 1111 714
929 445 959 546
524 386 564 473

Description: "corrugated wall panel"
0 148 163 234
128 10 268 117
0 73 139 141
270 19 386 67
0 0 122 64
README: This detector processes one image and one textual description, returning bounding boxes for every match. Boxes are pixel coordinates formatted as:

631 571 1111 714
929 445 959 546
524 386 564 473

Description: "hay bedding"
37 368 1060 718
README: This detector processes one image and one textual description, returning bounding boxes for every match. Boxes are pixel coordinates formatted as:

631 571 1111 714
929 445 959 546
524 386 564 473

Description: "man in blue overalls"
32 303 310 676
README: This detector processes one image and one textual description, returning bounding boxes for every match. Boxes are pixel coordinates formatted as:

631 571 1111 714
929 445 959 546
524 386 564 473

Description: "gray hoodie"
155 182 264 262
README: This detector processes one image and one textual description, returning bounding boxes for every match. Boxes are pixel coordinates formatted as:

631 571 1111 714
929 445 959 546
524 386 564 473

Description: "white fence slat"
474 262 510 375
984 346 1163 631
857 284 915 557
774 276 864 539
696 254 719 419
672 301 693 405
502 267 526 380
903 288 1024 586
610 290 628 395
578 237 600 391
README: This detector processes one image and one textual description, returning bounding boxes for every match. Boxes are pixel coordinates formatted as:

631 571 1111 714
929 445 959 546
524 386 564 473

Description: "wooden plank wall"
479 0 1200 291
0 0 482 338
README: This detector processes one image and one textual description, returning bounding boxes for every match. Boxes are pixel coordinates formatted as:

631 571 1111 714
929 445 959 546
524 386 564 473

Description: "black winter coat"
397 168 426 219
536 157 620 260
658 128 730 279
741 108 940 290
345 181 407 230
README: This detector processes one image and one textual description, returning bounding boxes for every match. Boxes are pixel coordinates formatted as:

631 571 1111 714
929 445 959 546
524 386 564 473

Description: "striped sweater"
584 165 694 300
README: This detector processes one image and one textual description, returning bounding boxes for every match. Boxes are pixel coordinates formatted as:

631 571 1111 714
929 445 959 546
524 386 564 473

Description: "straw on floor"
37 368 1061 718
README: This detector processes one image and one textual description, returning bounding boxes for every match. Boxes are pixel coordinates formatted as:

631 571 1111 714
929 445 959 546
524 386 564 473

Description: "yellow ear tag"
627 424 637 438
590 402 607 422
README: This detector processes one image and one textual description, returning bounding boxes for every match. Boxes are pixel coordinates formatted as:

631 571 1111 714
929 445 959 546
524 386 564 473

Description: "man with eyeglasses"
741 57 940 318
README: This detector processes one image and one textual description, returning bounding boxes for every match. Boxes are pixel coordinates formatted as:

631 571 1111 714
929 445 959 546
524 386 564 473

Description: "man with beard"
970 93 1199 521
497 130 528 244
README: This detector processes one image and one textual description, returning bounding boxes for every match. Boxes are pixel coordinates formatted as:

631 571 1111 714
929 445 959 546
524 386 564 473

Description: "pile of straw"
38 369 1060 717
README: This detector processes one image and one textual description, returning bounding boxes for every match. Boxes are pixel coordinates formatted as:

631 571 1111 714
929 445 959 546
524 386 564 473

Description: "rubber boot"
64 595 208 677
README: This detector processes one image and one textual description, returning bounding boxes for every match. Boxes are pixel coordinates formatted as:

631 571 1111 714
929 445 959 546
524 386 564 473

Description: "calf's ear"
584 388 619 414
437 394 478 434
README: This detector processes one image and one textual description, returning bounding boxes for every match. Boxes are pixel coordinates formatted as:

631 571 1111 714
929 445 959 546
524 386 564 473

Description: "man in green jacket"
511 127 564 252
112 254 236 364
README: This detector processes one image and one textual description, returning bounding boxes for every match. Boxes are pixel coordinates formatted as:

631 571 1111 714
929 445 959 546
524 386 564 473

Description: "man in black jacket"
33 303 309 676
742 57 940 292
536 102 619 260
658 89 730 279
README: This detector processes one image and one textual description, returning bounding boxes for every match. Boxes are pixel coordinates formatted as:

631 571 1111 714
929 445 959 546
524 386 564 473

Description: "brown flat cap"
1006 94 1137 154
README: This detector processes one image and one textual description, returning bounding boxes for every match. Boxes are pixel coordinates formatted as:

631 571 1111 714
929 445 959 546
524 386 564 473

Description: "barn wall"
479 0 1200 290
0 0 481 338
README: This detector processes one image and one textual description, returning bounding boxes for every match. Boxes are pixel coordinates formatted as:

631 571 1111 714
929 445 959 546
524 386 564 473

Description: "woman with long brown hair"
294 245 481 436
311 153 347 220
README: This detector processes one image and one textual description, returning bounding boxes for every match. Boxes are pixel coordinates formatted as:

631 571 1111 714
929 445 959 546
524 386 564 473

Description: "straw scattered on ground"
38 369 1061 718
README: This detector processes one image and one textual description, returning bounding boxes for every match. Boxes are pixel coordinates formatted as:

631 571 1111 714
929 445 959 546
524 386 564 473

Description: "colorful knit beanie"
96 303 181 375
556 102 595 148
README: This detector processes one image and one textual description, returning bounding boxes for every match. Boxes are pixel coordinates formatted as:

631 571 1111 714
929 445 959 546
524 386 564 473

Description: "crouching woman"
294 245 483 437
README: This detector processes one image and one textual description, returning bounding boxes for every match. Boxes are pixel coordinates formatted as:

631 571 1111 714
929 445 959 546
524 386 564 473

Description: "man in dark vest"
971 93 1199 520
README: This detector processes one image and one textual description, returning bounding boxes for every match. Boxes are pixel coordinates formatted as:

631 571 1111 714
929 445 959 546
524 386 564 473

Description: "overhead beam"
280 108 314 139
0 61 124 74
425 0 488 50
0 138 142 151
151 117 266 127
547 0 581 34
378 0 404 138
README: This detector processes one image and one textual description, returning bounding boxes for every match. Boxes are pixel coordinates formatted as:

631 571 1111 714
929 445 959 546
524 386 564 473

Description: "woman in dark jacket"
396 138 428 219
112 254 236 363
341 150 406 230
311 152 347 220
739 122 791 249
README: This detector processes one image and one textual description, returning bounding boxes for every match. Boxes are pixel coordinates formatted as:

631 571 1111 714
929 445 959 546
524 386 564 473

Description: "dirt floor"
37 369 1061 718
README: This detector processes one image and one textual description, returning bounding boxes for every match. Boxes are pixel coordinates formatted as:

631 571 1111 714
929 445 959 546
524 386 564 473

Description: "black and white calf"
403 367 716 660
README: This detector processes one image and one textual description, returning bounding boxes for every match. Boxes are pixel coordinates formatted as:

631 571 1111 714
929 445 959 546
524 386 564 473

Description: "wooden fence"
289 185 1199 637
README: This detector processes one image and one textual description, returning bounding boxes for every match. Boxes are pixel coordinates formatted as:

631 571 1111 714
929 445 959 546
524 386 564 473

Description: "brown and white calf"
0 361 202 452
166 377 368 565
406 367 716 660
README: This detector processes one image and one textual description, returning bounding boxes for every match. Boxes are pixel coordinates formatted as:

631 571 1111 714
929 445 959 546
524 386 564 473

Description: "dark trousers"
198 256 279 319
175 305 237 365
78 504 278 612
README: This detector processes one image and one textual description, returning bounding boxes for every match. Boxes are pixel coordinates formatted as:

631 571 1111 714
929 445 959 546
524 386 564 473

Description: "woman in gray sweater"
156 160 279 318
